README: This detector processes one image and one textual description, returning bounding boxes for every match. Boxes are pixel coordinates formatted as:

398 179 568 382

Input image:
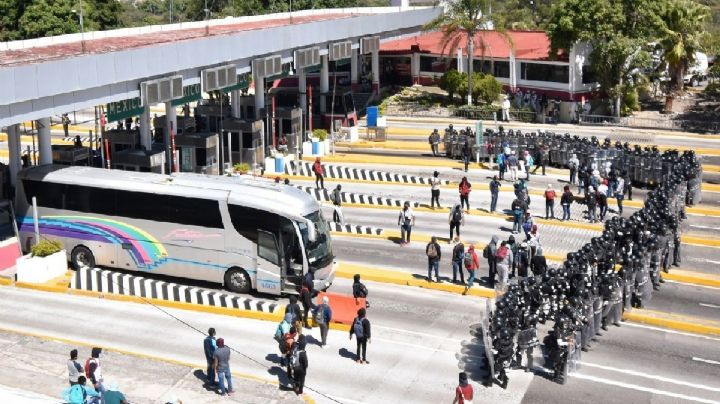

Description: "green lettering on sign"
172 83 203 107
222 72 252 93
106 97 144 122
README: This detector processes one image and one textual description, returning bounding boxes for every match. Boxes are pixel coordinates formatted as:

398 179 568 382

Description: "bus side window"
257 230 280 266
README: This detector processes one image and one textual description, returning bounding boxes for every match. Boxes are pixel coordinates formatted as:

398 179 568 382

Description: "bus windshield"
299 210 333 269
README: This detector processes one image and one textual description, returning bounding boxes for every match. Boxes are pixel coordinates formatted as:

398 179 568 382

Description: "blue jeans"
428 260 439 281
464 155 470 171
218 368 232 394
562 204 571 220
206 359 215 384
400 224 412 243
490 192 498 212
513 212 522 233
616 196 624 214
467 269 476 288
452 260 465 283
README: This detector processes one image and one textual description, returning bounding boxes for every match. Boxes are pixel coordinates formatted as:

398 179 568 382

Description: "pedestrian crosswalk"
296 185 419 208
287 161 450 185
72 267 280 313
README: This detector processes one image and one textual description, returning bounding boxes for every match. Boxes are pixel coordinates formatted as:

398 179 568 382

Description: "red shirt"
456 384 473 403
544 190 556 201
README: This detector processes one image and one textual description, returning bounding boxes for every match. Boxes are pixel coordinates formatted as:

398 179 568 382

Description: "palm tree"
424 0 495 106
659 0 710 112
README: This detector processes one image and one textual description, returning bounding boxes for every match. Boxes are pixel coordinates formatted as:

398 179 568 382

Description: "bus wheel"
71 246 95 270
225 268 251 294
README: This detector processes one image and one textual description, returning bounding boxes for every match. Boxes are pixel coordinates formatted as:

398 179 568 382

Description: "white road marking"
699 303 720 309
693 357 720 366
569 373 720 404
623 322 720 342
373 325 464 343
373 337 458 354
580 362 720 393
690 225 720 232
664 280 720 291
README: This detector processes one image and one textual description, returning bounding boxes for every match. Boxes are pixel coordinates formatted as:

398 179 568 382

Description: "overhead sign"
222 72 252 93
171 83 202 107
106 97 144 122
265 63 292 81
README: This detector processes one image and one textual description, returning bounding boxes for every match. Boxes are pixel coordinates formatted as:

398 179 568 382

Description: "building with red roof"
379 30 596 101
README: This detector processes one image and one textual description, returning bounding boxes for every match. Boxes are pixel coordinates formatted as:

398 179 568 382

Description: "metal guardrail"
580 114 720 133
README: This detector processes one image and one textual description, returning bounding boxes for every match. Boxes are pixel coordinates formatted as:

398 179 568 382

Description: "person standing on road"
62 114 70 137
459 177 472 211
452 372 474 404
586 187 597 223
462 140 472 172
452 239 465 284
524 152 533 181
624 172 633 200
313 296 332 347
285 295 303 334
507 151 519 181
484 236 499 288
299 282 314 329
511 197 523 234
86 347 105 395
290 335 309 395
544 184 556 220
615 176 625 215
350 308 371 364
312 157 324 190
331 184 343 224
398 202 415 246
203 328 218 387
568 154 580 185
426 236 442 282
489 176 501 213
561 185 574 221
352 274 370 308
463 244 480 295
496 241 512 291
213 338 233 396
67 349 83 386
429 129 441 156
597 187 608 221
497 153 506 181
449 203 464 241
530 247 547 281
430 171 442 209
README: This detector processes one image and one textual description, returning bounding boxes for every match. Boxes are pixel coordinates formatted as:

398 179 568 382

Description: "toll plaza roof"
0 13 352 68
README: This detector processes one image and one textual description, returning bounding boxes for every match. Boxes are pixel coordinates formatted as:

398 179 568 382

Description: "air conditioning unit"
159 80 172 102
204 69 218 92
295 47 321 69
217 67 228 88
225 66 238 87
361 36 380 54
294 50 306 69
171 76 183 99
143 81 160 105
253 59 266 78
330 41 352 61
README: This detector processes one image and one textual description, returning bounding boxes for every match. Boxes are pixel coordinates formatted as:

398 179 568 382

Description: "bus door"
280 220 305 292
255 229 283 295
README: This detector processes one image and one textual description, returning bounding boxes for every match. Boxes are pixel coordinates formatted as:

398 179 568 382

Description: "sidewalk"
0 329 305 404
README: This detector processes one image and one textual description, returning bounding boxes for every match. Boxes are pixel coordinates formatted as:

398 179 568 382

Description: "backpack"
523 220 532 233
464 252 474 268
67 384 87 404
290 347 303 371
286 305 297 324
313 305 326 324
453 243 465 261
452 206 462 222
482 244 490 259
353 317 365 338
427 243 438 259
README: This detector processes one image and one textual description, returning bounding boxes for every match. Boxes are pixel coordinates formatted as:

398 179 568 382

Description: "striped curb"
73 267 279 314
63 136 101 143
328 221 384 236
296 185 419 208
287 161 450 185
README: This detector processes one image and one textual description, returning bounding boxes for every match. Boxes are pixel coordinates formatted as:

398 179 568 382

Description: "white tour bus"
15 165 335 295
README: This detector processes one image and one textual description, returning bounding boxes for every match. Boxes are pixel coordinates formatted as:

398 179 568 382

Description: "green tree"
493 0 554 30
18 0 80 39
658 0 710 104
472 72 502 104
424 0 499 106
439 69 464 102
89 0 123 30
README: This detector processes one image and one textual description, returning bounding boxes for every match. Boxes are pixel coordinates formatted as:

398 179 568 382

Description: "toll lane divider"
296 185 419 208
328 221 383 236
289 160 450 185
73 267 280 314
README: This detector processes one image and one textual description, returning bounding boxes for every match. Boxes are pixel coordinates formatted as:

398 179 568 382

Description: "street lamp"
71 0 85 52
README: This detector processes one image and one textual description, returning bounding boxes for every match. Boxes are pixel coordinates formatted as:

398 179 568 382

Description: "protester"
213 338 233 396
452 372 474 404
544 184 556 220
67 349 83 386
313 296 332 347
484 236 499 288
86 347 104 394
568 154 579 185
62 376 100 404
203 328 217 386
511 197 523 234
290 335 309 395
299 281 314 328
507 151 519 181
398 201 415 246
459 177 472 211
615 176 626 215
561 185 574 221
286 295 303 335
597 187 609 221
429 129 441 156
449 202 464 241
331 184 343 224
103 381 128 404
586 187 598 223
426 236 442 282
349 308 371 364
497 153 506 180
489 176 501 213
496 241 512 291
462 140 472 172
430 171 442 209
451 238 465 284
530 246 548 280
275 314 293 359
352 274 369 308
463 244 480 295
312 157 324 190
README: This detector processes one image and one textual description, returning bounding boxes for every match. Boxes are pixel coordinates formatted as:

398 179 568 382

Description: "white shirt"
430 177 441 191
502 99 511 109
399 208 414 225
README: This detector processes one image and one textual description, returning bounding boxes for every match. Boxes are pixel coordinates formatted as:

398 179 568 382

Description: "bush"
233 163 250 173
312 129 328 141
439 70 464 102
704 82 720 99
472 73 503 105
31 239 63 258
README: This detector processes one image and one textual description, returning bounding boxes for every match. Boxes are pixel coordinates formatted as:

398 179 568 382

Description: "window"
520 63 569 83
258 230 280 266
228 204 279 242
472 60 511 78
22 180 222 228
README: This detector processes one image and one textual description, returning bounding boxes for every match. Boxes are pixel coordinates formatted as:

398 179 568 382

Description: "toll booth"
194 102 232 133
113 148 165 173
152 115 196 143
273 107 302 154
103 129 139 156
175 132 220 175
51 145 90 166
221 118 265 170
